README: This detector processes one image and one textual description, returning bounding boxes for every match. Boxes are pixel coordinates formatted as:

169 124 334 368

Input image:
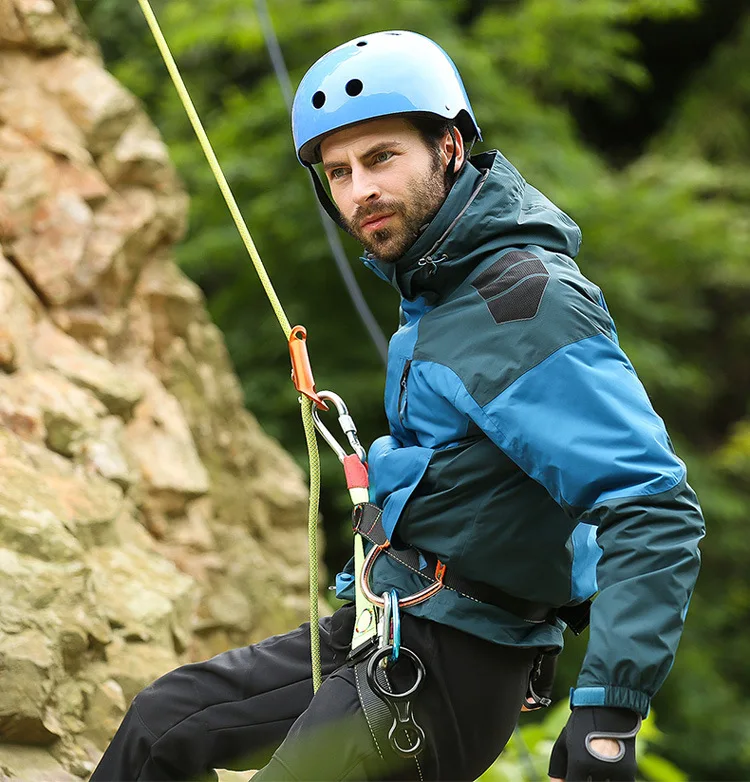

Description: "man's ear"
441 126 465 174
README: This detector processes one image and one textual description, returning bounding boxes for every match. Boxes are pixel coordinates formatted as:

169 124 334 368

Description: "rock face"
0 1 313 777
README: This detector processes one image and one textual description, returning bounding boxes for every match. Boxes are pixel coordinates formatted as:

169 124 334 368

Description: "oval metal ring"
366 646 425 701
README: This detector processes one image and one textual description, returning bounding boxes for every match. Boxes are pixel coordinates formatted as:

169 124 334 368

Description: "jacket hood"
363 150 582 302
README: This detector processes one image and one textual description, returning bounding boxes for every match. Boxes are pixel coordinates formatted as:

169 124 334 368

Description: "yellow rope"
136 0 322 692
300 397 322 691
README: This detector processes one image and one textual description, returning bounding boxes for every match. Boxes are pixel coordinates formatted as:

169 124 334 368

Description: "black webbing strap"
352 503 391 547
353 651 423 775
352 502 592 630
353 657 392 761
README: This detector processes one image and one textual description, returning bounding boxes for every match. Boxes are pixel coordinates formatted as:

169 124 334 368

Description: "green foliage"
476 0 697 99
479 704 686 781
79 0 750 777
654 10 750 165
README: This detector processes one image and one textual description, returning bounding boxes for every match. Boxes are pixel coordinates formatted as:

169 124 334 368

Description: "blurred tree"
80 0 750 777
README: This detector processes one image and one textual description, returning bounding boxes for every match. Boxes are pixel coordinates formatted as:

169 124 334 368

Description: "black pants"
90 605 537 781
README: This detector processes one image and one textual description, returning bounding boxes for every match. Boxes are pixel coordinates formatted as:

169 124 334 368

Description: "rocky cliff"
0 1 313 777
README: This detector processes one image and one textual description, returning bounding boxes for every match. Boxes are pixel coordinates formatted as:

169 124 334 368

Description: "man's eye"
330 168 348 180
374 151 393 164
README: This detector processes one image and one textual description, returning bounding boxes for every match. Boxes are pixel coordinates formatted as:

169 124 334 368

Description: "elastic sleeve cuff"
570 686 651 717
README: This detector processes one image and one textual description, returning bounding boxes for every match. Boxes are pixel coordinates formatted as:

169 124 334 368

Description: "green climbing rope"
135 0 323 692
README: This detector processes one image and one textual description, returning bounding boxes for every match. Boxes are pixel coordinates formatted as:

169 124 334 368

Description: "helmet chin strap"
446 126 458 180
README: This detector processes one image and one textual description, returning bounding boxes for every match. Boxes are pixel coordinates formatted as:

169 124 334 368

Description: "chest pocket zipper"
398 360 412 428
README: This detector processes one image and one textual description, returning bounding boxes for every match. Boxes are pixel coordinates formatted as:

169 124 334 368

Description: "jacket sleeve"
451 326 704 717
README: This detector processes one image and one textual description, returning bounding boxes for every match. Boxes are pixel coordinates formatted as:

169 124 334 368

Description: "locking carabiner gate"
312 390 369 506
311 390 367 463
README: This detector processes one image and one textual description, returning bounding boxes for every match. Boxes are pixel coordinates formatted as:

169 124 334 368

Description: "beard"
342 158 448 262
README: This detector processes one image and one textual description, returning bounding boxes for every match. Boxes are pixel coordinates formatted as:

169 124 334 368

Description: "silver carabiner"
379 590 393 654
312 390 367 463
378 590 400 666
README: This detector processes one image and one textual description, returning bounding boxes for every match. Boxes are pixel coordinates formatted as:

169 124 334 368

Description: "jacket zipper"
417 168 490 269
398 360 412 428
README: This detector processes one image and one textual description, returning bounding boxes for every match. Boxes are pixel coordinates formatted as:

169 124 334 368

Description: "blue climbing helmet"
292 30 482 165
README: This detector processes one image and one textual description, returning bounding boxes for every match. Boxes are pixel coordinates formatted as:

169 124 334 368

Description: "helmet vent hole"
311 91 326 109
356 40 367 47
345 79 363 97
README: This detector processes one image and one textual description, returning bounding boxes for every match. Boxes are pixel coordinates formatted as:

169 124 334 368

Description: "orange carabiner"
288 325 328 410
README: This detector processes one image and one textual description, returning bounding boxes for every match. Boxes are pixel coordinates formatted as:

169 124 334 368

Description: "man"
91 31 704 782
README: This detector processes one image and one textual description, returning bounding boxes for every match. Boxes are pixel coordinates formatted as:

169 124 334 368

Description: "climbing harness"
312 399 427 760
351 504 564 622
365 589 427 758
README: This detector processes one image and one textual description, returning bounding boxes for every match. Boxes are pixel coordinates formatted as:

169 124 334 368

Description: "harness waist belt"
352 502 585 626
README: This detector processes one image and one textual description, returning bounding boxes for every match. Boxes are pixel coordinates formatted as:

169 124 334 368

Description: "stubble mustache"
351 200 403 231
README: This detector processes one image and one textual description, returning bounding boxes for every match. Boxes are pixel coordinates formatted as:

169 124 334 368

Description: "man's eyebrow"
322 140 404 172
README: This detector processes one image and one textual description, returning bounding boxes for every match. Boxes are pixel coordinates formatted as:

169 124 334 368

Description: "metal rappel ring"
367 646 425 700
366 645 427 758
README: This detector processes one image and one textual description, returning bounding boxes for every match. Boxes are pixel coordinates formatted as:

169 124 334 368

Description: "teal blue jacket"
336 150 704 717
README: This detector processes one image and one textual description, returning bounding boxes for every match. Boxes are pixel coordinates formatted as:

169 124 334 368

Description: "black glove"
548 706 641 781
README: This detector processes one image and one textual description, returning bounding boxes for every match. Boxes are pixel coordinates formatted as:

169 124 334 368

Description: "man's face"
319 117 452 262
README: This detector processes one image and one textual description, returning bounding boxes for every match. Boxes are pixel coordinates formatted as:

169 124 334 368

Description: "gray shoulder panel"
413 248 613 407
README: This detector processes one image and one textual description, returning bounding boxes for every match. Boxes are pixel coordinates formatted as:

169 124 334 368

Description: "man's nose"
351 167 381 206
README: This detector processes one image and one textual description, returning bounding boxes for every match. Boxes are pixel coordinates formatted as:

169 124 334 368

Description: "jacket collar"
362 150 582 303
362 157 486 302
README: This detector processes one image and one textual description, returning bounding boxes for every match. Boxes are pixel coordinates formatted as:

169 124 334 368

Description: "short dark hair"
408 115 454 157
408 115 462 187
